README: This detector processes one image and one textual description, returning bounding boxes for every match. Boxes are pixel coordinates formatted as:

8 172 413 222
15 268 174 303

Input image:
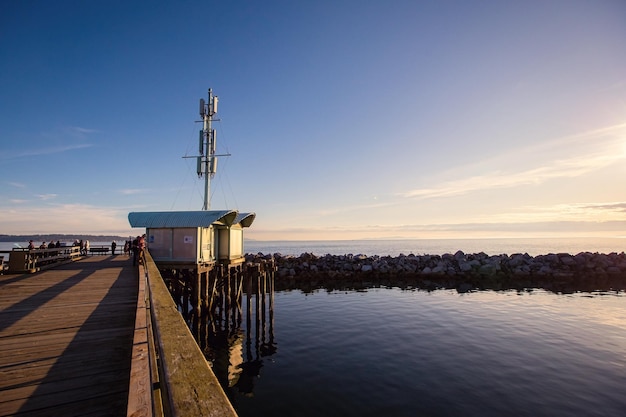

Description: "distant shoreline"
0 234 129 243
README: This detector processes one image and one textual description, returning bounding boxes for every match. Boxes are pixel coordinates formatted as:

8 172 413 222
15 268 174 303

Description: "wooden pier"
0 255 137 416
0 251 242 417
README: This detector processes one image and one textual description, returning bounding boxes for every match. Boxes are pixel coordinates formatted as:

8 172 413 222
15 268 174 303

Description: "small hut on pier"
128 210 255 269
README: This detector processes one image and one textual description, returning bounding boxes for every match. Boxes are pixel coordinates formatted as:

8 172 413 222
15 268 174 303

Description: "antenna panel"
199 130 204 155
196 157 204 177
209 157 218 174
212 96 218 115
199 98 206 117
210 129 216 154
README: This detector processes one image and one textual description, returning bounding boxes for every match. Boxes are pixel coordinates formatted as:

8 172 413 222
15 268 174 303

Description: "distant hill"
0 234 130 242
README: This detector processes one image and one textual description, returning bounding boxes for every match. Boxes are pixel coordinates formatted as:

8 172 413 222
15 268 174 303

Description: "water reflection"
168 268 623 405
272 273 626 294
174 268 277 397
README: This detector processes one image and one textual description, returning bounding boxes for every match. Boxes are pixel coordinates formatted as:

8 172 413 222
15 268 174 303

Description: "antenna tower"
195 88 220 210
183 88 231 209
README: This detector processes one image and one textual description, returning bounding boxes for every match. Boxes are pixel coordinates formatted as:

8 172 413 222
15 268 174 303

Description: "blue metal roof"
128 210 238 228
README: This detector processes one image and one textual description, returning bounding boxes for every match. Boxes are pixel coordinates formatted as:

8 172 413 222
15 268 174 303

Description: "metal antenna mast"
183 88 231 210
199 89 218 210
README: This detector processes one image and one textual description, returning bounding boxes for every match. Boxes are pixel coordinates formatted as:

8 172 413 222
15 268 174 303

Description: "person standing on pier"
85 240 90 256
28 240 35 250
132 236 139 265
111 241 117 255
138 235 145 264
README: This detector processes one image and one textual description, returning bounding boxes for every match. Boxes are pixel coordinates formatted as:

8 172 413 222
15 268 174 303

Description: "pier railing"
127 250 238 417
6 246 81 273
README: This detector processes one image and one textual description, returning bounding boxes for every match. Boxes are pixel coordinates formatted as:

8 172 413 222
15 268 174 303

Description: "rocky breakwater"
246 251 626 292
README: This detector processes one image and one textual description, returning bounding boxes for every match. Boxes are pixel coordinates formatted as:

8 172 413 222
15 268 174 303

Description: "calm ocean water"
208 287 626 417
244 237 626 257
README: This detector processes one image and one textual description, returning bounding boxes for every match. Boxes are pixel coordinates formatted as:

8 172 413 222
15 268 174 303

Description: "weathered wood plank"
127 332 152 417
0 359 130 390
1 368 128 403
2 392 128 417
127 263 153 417
0 327 135 353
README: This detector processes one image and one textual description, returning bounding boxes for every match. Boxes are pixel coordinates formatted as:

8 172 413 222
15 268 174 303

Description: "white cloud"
316 200 395 216
246 219 626 241
119 188 150 195
36 194 58 200
0 125 99 161
402 122 626 200
480 202 626 224
0 203 133 236
66 126 98 136
404 151 621 199
0 144 94 161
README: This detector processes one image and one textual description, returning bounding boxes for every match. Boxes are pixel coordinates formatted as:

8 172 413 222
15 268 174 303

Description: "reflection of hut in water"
188 263 276 397
203 326 245 389
227 332 244 387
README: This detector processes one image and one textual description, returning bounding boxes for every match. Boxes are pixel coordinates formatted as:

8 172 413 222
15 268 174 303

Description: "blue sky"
1 0 625 240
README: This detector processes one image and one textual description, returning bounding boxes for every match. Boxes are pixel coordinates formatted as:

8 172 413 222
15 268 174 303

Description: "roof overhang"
235 212 256 228
128 210 238 228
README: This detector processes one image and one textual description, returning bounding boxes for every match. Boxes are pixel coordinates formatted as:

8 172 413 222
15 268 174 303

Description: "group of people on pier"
28 240 61 250
25 236 146 264
130 235 145 266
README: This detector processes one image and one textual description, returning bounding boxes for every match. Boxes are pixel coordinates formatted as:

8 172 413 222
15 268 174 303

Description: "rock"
431 265 446 274
537 265 552 275
478 264 497 275
243 249 626 290
458 261 473 272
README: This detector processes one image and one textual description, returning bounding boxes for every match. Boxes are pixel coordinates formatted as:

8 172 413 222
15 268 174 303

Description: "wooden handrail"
128 250 238 417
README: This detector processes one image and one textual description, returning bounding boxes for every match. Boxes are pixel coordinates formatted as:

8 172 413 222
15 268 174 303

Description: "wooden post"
224 268 231 333
182 270 190 320
245 270 253 362
201 269 209 311
193 269 201 318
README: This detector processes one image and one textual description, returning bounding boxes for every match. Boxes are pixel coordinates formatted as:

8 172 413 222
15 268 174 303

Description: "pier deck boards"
0 256 138 416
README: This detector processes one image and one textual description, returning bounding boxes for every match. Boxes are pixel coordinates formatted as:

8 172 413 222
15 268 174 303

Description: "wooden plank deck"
0 255 138 416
